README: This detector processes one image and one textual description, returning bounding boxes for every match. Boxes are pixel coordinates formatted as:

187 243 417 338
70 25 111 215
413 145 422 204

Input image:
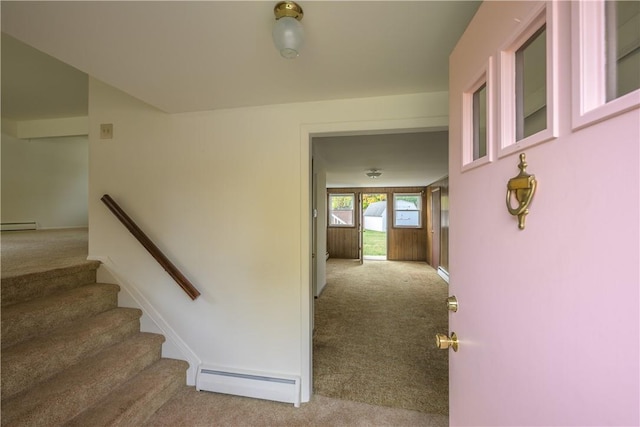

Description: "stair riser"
2 313 141 400
2 334 164 427
1 285 119 349
65 360 189 427
1 259 187 427
1 263 100 307
112 373 186 427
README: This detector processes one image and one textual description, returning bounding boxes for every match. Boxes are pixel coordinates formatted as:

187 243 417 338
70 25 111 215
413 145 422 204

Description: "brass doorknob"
435 332 459 352
446 296 458 312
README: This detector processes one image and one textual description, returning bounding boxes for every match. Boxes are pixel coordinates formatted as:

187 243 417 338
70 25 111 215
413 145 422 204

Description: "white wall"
1 132 88 228
88 77 448 400
312 156 327 297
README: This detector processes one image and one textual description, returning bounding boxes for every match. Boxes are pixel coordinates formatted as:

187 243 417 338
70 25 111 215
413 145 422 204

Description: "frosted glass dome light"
272 1 304 59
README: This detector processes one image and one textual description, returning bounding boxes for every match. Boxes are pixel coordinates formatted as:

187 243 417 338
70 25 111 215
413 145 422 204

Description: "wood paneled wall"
438 178 449 272
326 187 428 262
426 176 449 271
326 224 359 259
426 187 435 266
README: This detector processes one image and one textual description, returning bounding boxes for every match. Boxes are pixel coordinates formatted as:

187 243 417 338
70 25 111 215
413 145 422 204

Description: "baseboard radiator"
196 366 301 407
1 222 37 231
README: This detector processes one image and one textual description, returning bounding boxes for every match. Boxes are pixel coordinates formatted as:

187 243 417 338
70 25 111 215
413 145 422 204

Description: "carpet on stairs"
1 256 189 427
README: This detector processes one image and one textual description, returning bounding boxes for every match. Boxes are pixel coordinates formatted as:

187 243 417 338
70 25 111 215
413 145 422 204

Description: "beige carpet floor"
146 387 448 426
1 228 90 278
1 230 448 426
313 259 449 415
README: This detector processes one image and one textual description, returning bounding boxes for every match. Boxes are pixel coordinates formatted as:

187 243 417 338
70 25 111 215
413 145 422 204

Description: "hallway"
314 259 449 415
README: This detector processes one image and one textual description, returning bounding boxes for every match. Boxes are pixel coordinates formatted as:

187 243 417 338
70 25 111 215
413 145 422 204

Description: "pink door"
448 1 639 425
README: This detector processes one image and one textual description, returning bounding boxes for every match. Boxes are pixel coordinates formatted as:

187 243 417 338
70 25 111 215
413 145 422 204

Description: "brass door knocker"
506 153 536 230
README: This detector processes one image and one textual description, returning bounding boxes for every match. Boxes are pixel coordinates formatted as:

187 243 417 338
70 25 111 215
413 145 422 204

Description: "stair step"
66 358 189 427
1 261 100 307
1 283 120 349
1 307 143 400
1 332 165 427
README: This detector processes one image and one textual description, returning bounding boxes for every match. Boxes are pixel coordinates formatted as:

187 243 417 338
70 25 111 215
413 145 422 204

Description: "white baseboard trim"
38 225 89 230
1 222 37 231
88 255 201 385
0 223 90 231
437 266 450 283
196 365 301 407
316 282 328 298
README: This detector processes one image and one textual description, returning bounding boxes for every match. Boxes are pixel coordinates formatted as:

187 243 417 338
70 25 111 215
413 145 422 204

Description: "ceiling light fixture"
366 169 382 179
272 1 304 59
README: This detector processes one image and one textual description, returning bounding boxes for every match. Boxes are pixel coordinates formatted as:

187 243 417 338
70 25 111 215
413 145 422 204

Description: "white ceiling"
314 131 448 187
1 35 88 120
1 1 480 187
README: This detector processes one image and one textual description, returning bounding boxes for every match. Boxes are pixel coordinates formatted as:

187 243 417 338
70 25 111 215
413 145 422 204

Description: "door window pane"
572 0 640 129
473 83 487 160
516 25 547 141
606 0 640 101
328 194 355 227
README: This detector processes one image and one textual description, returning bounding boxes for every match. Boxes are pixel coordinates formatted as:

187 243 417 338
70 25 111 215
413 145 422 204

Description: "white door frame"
299 116 448 402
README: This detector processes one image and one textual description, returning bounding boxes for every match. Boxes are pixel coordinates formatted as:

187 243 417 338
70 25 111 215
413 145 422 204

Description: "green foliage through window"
330 195 353 210
362 193 386 210
328 193 355 226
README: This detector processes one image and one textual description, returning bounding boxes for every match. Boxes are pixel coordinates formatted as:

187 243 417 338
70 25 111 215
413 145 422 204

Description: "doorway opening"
308 125 450 413
302 118 449 405
361 193 387 260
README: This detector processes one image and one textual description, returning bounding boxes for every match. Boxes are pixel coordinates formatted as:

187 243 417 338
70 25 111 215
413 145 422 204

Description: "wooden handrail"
101 194 200 300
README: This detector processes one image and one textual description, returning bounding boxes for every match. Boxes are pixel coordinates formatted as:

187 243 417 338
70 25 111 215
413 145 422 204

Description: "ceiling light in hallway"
366 169 382 178
272 1 304 59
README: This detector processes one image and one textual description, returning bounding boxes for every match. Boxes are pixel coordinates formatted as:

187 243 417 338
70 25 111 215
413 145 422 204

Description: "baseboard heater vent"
196 366 301 407
1 222 37 231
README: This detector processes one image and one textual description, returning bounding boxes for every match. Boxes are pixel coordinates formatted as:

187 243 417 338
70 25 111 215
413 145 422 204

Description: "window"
499 2 557 156
605 1 640 102
516 25 547 141
572 1 639 129
328 193 355 227
461 58 493 171
473 83 488 160
393 193 422 228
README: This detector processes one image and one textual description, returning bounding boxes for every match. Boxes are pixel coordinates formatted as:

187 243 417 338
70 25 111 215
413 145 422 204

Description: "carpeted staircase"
1 261 189 426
